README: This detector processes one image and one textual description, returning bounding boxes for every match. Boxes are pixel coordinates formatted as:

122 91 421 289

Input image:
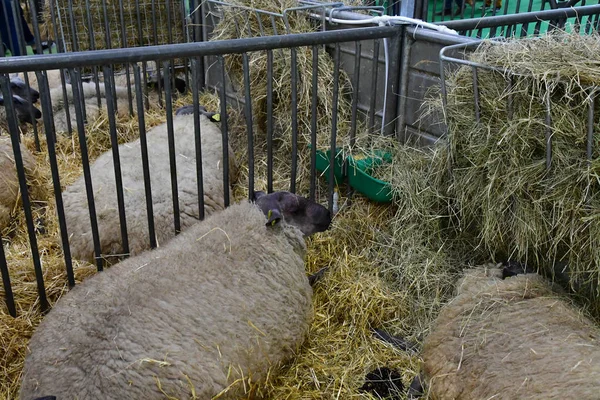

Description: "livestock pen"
1 0 600 398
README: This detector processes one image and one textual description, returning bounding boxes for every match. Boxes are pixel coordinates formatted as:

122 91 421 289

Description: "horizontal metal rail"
0 26 401 73
436 4 600 30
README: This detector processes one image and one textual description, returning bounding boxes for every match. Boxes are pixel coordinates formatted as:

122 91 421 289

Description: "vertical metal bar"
163 61 181 233
219 56 230 207
27 0 44 54
472 66 481 124
136 0 144 46
368 39 380 134
309 44 319 201
68 68 104 271
191 57 205 220
49 1 73 135
133 65 156 249
587 89 595 162
383 29 403 137
266 50 274 193
545 90 552 170
350 41 361 146
0 77 49 311
102 66 130 258
329 44 341 214
242 53 255 201
84 0 102 107
117 0 134 115
101 0 112 49
166 0 174 44
151 0 159 46
397 34 412 142
0 230 15 316
290 47 298 193
36 70 75 287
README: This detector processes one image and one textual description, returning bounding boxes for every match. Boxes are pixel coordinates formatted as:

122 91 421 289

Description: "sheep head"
253 191 331 236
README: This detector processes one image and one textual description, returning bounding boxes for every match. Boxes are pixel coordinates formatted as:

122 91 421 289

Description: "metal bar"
329 44 341 214
350 41 361 147
267 50 274 193
36 70 75 288
163 61 181 234
0 77 49 311
242 53 255 200
397 33 412 142
0 26 401 73
309 44 319 201
102 66 130 259
219 56 230 207
382 28 403 136
84 0 102 107
68 68 104 271
166 0 174 44
117 0 134 115
368 39 380 133
191 57 205 220
0 230 15 317
101 0 112 49
290 47 298 193
438 4 600 30
133 65 156 249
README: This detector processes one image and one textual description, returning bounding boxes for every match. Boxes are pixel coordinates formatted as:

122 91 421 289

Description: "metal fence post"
382 25 404 137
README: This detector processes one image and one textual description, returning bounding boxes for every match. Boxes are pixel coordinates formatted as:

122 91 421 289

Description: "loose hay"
427 31 600 316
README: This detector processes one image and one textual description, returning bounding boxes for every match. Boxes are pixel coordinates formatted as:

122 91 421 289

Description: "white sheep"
421 265 600 400
0 136 42 231
61 105 237 264
19 190 332 400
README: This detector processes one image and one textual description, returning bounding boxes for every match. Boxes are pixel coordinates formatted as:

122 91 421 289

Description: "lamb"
20 190 332 400
0 94 42 128
61 105 237 264
421 264 600 400
0 136 41 231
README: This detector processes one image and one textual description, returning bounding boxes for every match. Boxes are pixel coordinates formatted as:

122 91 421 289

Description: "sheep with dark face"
20 190 331 400
0 75 42 128
421 265 600 400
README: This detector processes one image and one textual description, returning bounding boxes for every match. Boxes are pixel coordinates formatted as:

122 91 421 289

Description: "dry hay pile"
428 31 600 315
209 0 359 154
37 0 185 51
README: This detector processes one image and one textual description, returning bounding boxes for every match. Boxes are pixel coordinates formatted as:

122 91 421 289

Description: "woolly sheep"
0 136 41 230
19 190 332 400
422 265 600 400
61 105 237 264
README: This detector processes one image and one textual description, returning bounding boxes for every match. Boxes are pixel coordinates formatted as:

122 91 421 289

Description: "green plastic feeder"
347 151 393 203
315 148 345 185
314 147 394 203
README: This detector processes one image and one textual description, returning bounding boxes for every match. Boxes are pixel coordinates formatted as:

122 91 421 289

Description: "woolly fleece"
62 112 236 264
422 266 600 400
20 200 313 399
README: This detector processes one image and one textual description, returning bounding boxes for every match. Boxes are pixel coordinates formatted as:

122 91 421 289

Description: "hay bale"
428 31 600 315
209 0 358 154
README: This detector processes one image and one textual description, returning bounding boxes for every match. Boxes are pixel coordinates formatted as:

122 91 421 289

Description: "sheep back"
20 200 313 400
62 113 236 264
422 266 600 400
0 138 42 231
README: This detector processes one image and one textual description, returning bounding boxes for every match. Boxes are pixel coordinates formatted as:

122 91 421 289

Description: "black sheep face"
0 95 42 124
8 76 40 103
254 191 332 236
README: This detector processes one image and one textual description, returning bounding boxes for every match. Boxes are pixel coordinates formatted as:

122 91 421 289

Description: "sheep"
19 190 332 400
0 94 42 128
0 136 41 231
421 264 600 400
61 105 237 265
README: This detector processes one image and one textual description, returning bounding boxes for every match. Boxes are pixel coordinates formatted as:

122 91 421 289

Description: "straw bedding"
4 6 600 400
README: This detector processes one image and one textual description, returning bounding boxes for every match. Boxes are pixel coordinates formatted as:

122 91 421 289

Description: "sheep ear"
266 209 282 227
